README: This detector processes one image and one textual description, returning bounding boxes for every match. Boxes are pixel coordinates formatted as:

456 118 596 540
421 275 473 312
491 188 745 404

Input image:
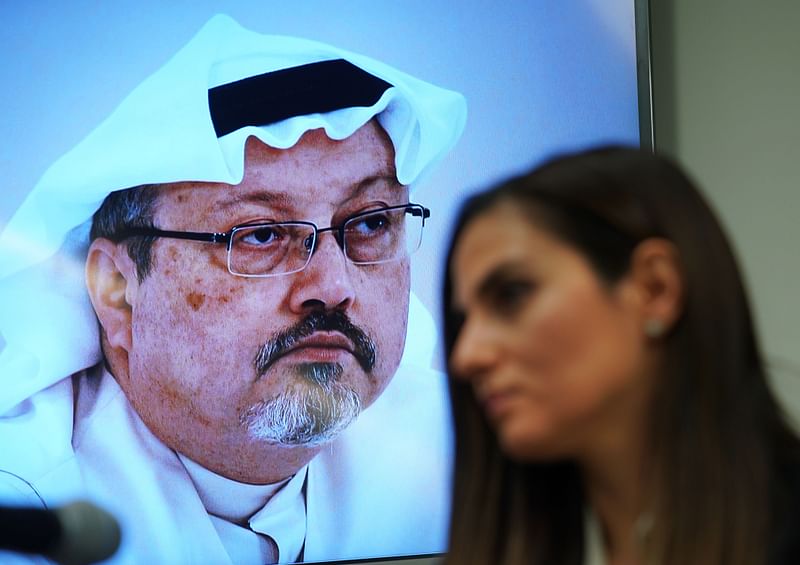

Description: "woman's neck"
585 471 644 565
580 421 653 565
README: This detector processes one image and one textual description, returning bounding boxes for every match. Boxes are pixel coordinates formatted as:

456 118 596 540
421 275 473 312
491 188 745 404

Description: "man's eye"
239 226 282 246
352 213 390 235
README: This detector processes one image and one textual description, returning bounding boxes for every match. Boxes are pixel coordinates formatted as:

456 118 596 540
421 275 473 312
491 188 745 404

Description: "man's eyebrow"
352 173 404 195
216 191 288 210
216 173 402 210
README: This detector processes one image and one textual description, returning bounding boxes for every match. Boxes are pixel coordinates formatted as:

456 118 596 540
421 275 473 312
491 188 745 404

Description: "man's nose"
288 231 356 313
449 315 499 382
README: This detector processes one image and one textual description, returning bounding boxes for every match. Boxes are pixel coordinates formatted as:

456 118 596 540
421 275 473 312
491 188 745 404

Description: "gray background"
651 0 800 424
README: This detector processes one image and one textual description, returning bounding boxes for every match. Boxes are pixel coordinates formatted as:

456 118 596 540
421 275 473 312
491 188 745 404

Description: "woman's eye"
490 281 534 314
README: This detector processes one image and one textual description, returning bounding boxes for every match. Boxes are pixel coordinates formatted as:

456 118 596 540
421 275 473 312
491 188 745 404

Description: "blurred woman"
443 147 800 565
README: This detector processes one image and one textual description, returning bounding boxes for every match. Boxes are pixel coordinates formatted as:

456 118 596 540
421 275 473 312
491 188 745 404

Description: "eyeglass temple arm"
408 206 431 220
116 227 231 244
117 205 429 243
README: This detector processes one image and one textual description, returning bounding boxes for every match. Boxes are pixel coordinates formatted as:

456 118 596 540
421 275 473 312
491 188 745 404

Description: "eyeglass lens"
227 207 424 276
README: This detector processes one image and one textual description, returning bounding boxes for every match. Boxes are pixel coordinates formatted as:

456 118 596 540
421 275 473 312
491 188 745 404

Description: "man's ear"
86 239 140 353
622 238 685 339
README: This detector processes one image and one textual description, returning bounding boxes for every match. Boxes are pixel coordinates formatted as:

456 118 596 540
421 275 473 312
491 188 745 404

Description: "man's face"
118 122 410 482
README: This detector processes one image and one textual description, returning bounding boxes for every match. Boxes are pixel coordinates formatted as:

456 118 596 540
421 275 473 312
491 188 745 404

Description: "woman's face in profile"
449 202 657 463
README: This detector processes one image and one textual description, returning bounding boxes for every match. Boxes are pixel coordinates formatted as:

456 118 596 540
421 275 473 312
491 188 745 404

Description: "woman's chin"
495 418 568 463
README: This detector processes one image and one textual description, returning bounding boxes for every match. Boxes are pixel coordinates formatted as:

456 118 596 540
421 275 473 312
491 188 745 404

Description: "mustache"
254 310 377 377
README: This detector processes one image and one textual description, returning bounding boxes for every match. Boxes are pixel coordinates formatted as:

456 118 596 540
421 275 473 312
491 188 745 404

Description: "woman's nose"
449 315 499 382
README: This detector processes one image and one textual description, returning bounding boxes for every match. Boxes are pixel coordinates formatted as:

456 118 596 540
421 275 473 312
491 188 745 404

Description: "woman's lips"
478 388 515 421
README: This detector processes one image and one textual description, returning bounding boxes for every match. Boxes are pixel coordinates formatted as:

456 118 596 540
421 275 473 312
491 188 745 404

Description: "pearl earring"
644 319 665 338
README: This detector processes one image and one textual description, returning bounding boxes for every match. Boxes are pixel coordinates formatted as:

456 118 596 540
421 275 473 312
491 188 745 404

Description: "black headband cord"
208 59 393 138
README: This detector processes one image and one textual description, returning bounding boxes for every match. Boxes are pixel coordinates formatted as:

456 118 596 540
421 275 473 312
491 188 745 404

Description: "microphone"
0 501 121 564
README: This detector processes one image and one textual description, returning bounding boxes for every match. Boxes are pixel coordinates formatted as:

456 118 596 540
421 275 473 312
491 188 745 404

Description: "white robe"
0 361 453 564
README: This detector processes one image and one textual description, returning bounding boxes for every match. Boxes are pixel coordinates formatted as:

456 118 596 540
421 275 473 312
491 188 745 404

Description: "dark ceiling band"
208 59 393 138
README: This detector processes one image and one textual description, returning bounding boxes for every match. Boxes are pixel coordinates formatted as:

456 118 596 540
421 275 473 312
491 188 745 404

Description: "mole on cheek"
186 291 206 311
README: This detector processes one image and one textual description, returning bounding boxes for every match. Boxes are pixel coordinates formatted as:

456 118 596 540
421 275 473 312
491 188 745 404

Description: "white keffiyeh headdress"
0 14 466 413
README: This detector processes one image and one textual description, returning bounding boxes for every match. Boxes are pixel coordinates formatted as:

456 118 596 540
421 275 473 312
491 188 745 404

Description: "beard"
240 362 362 446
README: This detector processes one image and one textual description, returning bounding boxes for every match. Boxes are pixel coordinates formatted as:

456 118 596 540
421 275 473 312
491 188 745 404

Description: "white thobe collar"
584 507 606 565
583 506 654 565
179 452 307 563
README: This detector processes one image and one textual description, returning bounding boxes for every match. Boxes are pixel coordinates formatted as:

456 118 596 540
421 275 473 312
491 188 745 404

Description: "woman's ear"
625 238 685 339
85 239 140 353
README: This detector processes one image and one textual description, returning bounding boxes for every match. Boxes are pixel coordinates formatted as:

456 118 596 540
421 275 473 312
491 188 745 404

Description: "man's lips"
254 311 377 376
275 332 355 361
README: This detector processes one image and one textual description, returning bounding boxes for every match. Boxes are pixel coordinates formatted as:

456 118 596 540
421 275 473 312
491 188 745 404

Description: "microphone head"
48 502 121 565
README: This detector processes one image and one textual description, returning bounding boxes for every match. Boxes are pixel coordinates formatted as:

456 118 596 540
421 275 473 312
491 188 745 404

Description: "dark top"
767 454 800 565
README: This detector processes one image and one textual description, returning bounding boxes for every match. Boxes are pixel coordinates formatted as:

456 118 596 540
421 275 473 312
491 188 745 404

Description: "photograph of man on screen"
0 15 465 564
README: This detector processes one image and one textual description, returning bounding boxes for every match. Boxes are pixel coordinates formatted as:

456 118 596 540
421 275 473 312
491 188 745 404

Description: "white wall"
651 0 800 419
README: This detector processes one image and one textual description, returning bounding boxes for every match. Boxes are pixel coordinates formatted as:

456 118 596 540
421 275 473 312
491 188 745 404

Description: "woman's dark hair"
443 146 800 565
